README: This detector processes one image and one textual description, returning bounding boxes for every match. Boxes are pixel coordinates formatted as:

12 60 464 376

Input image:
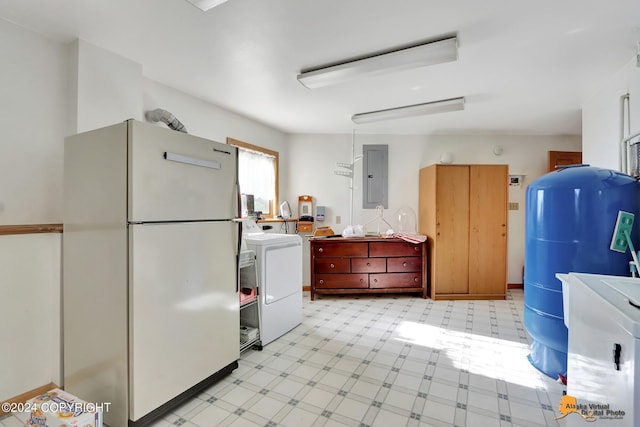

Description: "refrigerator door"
128 221 239 421
127 120 238 222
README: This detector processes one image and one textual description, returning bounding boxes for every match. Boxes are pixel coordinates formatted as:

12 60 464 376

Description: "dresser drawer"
314 242 368 257
315 274 368 289
369 241 421 257
387 257 421 272
369 273 422 288
315 258 350 273
351 258 385 273
298 222 313 233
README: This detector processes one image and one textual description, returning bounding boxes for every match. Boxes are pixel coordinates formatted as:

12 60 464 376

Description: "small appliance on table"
243 220 303 345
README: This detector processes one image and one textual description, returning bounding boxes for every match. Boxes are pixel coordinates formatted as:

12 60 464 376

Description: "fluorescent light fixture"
185 0 228 11
351 97 465 124
297 36 457 89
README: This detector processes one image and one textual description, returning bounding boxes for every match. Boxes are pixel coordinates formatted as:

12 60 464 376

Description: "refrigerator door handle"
163 151 222 170
236 220 242 293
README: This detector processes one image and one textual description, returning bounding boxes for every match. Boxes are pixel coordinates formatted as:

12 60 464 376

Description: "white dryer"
243 225 303 346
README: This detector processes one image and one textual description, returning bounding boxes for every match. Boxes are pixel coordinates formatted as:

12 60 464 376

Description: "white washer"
243 231 303 346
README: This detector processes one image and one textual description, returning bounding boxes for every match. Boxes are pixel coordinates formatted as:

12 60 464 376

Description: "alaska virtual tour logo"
557 395 626 422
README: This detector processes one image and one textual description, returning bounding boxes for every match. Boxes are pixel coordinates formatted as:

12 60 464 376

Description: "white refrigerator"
63 120 240 426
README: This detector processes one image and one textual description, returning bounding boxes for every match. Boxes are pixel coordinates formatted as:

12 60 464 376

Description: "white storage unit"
558 272 640 426
239 249 261 351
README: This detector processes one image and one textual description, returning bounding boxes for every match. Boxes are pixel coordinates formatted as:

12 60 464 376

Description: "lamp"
185 0 228 11
297 36 458 89
351 97 465 124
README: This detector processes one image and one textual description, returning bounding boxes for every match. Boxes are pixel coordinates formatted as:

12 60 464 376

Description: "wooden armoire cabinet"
419 164 508 300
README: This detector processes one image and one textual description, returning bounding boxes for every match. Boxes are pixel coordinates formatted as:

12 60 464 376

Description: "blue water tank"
524 165 640 379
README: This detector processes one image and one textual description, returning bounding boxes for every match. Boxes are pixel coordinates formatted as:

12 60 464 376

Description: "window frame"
227 137 279 219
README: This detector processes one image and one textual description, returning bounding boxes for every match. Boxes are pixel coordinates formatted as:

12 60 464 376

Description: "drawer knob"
366 262 371 266
373 278 378 283
360 278 364 283
414 277 419 282
318 248 324 253
319 279 324 284
414 247 418 251
403 262 408 267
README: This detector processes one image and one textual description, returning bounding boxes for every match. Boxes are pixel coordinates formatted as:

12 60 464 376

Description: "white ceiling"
1 0 639 135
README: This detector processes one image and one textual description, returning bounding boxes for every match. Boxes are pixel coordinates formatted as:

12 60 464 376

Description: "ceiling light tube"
297 36 457 89
351 97 465 124
185 0 228 11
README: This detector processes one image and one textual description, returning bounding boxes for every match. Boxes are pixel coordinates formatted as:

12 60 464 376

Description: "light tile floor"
2 290 567 427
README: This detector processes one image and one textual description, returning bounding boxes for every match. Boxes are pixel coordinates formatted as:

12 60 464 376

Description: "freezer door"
129 221 239 421
128 120 238 222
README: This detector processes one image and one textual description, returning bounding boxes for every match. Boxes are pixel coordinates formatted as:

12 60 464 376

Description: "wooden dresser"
309 237 427 300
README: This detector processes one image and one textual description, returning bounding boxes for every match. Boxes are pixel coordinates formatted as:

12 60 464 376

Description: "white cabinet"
558 273 640 426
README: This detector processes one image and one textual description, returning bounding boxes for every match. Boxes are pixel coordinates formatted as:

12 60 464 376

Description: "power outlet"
508 202 519 211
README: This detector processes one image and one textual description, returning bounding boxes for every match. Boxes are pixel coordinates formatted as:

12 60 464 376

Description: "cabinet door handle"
318 248 324 253
330 263 335 268
614 343 622 370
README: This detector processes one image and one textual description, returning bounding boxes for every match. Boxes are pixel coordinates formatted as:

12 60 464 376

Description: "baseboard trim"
1 382 58 416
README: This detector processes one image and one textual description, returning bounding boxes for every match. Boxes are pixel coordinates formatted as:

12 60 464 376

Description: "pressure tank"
524 165 640 379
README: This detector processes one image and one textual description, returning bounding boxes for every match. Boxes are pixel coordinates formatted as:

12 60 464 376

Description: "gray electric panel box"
362 144 388 209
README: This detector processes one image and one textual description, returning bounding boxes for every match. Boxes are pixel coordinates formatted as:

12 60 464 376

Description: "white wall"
72 39 144 133
287 133 581 285
0 18 68 401
582 57 640 169
0 19 68 225
0 234 61 399
143 79 289 175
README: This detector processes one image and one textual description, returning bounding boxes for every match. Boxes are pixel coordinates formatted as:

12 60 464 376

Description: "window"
227 138 279 218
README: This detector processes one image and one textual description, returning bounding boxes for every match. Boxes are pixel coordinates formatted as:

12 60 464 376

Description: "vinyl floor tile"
2 290 571 427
